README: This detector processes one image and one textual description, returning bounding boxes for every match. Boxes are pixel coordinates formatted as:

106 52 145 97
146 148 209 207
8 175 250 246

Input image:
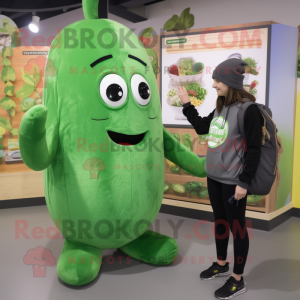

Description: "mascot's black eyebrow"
90 54 147 68
128 54 147 66
90 54 113 68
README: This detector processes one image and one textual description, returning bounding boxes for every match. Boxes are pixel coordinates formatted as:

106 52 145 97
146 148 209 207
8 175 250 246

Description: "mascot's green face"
43 18 164 248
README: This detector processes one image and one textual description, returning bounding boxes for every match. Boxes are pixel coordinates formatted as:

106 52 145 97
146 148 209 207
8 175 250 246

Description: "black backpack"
237 98 281 195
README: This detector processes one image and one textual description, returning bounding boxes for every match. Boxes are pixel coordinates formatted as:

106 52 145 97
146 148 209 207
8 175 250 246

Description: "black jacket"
182 101 264 186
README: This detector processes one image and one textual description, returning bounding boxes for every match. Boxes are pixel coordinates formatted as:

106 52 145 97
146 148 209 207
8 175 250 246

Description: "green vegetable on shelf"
172 133 180 142
170 166 181 173
171 183 186 194
164 181 171 193
198 188 208 198
247 195 263 204
182 133 193 151
184 181 204 190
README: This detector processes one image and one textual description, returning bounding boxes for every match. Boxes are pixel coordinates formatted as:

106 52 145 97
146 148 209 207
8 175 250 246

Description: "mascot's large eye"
131 74 151 106
99 74 127 107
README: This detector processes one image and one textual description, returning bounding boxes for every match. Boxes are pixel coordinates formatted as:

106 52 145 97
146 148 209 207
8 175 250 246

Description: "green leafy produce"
163 15 183 31
163 8 194 31
183 181 207 197
140 27 154 38
167 94 182 107
1 58 11 66
243 57 259 75
184 181 204 191
164 181 171 193
20 97 36 112
178 8 194 30
0 97 16 111
10 128 18 136
0 28 8 34
247 195 263 204
171 183 186 194
16 83 35 98
192 62 204 74
4 82 15 96
167 89 177 99
248 88 257 95
170 166 181 173
1 65 16 82
182 133 193 151
172 133 180 142
0 116 12 130
178 58 194 76
297 58 300 78
184 83 207 100
199 188 208 198
0 47 13 58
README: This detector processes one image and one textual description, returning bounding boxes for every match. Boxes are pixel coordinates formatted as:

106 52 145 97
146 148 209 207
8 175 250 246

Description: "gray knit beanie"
212 58 248 90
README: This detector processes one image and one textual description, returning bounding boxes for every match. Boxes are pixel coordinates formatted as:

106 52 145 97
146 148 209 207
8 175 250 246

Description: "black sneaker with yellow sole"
200 261 230 280
214 275 246 299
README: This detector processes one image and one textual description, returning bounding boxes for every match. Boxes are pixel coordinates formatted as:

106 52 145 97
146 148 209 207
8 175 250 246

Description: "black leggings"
207 176 249 275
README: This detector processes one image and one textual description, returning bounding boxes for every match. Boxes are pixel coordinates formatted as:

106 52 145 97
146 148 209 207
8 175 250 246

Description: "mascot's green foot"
57 239 102 286
118 229 178 265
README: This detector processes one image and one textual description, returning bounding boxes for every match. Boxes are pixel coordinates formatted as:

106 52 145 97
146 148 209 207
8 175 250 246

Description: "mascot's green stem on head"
19 0 207 286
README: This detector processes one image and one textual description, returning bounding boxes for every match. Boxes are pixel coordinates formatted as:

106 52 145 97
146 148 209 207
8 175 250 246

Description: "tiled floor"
0 205 299 300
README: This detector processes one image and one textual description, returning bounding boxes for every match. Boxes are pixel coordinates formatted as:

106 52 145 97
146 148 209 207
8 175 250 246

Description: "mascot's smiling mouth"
107 130 146 146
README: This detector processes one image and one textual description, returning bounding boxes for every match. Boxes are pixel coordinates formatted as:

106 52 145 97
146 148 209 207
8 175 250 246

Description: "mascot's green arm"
163 126 207 178
19 105 59 171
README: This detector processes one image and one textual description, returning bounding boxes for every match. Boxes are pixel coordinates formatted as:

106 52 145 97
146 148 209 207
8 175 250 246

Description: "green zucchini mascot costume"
19 0 207 286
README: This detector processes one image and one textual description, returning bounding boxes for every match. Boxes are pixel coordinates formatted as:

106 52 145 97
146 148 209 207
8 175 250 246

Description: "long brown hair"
216 87 256 114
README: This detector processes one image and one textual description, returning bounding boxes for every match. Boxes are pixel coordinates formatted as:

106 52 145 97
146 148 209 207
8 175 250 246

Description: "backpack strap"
237 99 269 145
237 98 257 139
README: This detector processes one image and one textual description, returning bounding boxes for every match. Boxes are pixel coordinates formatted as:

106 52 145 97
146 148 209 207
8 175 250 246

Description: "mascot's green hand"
19 105 58 171
163 126 207 178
